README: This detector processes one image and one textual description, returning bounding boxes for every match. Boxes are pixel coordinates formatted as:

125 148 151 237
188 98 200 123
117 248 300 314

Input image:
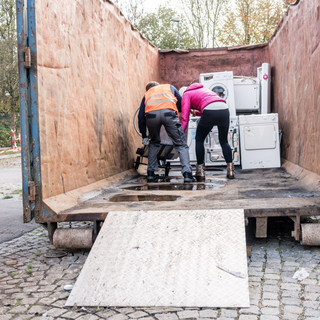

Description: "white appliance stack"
197 71 240 166
195 62 281 170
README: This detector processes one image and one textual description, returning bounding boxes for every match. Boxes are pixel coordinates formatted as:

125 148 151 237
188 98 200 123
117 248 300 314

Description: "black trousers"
195 108 233 164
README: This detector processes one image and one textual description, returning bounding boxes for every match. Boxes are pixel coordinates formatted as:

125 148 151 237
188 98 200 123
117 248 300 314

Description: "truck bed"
44 161 320 239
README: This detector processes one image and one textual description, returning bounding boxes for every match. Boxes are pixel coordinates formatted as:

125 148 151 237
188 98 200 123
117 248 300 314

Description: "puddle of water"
109 194 181 202
122 183 221 191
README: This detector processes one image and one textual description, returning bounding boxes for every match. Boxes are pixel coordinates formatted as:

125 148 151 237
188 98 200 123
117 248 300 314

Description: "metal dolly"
134 144 178 176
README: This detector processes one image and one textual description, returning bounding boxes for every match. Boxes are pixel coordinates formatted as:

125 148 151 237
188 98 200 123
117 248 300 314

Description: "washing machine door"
209 83 228 100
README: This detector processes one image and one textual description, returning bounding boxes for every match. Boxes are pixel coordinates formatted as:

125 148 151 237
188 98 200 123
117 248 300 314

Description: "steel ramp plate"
66 209 250 308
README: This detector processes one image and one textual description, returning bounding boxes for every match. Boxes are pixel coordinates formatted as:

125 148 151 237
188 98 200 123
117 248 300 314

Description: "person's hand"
142 138 149 146
190 109 196 117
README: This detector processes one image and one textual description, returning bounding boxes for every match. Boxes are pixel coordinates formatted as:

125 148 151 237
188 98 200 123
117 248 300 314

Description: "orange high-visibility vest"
144 84 179 114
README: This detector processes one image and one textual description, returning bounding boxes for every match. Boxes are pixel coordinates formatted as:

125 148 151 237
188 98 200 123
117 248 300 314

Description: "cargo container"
16 0 320 247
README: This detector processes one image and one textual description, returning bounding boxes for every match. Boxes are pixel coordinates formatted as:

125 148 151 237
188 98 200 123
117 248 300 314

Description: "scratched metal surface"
66 209 250 307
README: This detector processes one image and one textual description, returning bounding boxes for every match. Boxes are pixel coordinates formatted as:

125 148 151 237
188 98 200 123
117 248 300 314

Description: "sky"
143 0 179 12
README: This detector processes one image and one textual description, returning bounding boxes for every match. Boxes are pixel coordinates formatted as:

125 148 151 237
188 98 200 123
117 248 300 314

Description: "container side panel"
35 0 160 199
269 0 320 175
27 0 42 219
16 0 32 222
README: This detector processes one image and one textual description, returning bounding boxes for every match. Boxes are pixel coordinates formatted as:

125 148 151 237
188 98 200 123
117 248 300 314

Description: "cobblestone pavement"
1 222 320 320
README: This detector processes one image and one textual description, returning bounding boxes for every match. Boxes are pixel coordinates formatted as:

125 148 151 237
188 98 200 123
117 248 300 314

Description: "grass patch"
0 151 21 156
3 195 13 199
35 252 41 257
15 298 22 306
11 272 17 277
12 189 22 194
25 265 32 275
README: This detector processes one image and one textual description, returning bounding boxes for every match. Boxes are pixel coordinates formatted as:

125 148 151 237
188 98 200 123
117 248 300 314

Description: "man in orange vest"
138 81 194 183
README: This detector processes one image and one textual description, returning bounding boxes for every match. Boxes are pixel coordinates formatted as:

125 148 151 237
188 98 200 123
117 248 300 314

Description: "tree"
113 0 146 28
180 0 229 48
0 0 19 147
217 0 288 46
136 6 196 49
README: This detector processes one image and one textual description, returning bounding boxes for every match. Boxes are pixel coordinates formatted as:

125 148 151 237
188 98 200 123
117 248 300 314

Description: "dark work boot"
147 171 156 183
183 171 195 183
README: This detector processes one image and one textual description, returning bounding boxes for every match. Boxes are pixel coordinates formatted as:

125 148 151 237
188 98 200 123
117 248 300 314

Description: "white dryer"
233 77 260 113
239 113 281 169
199 71 236 118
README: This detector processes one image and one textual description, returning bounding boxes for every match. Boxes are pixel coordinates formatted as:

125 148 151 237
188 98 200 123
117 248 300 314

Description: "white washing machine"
167 116 198 165
199 71 236 118
239 113 281 169
169 116 240 166
203 117 240 166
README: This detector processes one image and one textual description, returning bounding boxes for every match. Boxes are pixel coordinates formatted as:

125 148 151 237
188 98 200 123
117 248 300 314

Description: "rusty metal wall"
269 0 320 175
159 45 270 90
35 0 160 199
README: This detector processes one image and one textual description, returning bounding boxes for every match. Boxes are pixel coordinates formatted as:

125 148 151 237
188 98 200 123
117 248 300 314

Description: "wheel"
135 156 141 170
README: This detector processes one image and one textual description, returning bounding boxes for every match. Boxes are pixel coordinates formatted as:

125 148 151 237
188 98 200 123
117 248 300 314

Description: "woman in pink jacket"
181 83 235 181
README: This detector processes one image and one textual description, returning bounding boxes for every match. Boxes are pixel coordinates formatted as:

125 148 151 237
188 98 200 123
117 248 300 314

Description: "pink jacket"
180 83 226 131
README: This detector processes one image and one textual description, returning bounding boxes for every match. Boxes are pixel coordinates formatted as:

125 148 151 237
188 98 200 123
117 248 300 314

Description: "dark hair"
146 81 160 91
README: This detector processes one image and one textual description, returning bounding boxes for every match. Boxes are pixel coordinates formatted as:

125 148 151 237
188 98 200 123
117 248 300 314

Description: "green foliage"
136 6 196 49
0 0 19 146
113 0 146 27
217 0 288 46
0 111 19 147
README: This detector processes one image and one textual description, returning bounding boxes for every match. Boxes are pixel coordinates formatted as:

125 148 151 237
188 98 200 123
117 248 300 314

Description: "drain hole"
109 194 180 202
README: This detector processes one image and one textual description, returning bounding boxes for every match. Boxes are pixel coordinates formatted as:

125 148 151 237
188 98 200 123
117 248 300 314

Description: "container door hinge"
28 181 36 202
22 47 31 68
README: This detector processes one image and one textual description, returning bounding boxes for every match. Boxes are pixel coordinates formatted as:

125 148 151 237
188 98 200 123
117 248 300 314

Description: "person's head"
146 81 159 92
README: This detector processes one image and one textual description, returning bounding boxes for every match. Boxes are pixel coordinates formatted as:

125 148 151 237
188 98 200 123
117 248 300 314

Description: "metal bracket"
28 181 36 202
22 47 31 68
289 215 301 241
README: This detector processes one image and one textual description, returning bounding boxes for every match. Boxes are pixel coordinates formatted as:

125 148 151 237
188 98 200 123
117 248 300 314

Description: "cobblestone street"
1 222 320 320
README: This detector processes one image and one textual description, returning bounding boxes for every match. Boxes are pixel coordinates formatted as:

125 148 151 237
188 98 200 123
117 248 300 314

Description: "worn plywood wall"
36 0 160 199
159 46 270 90
269 0 320 175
